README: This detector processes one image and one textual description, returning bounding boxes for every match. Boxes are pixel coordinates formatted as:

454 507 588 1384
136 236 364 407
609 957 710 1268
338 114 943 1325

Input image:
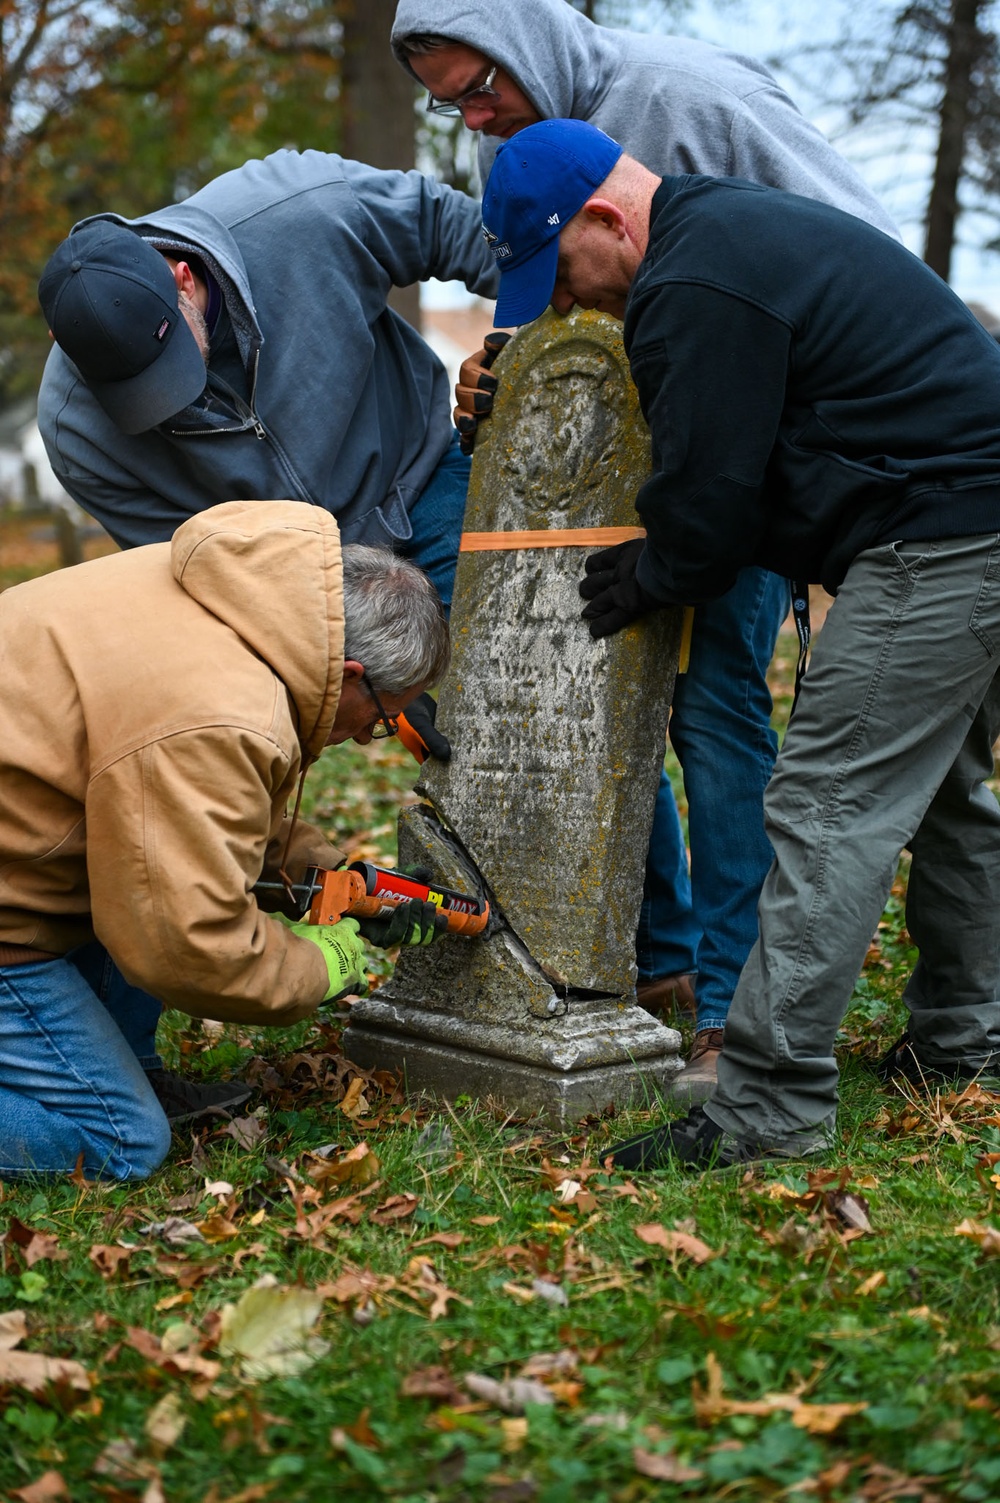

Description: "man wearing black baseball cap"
39 222 210 436
482 119 1000 1169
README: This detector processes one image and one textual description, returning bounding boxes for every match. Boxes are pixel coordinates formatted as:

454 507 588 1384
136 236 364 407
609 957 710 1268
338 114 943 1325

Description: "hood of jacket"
392 0 624 121
171 499 345 757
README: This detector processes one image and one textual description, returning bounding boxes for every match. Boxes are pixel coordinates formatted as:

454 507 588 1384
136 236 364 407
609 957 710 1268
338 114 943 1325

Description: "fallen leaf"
400 1365 466 1405
470 1215 501 1227
856 1271 887 1297
828 1191 873 1233
144 1392 187 1457
399 1257 469 1321
633 1447 703 1482
501 1416 529 1452
954 1218 1000 1255
464 1374 555 1413
224 1115 267 1151
0 1349 90 1396
635 1224 716 1263
307 1141 380 1189
218 1279 330 1380
89 1244 133 1279
339 1077 370 1120
205 1180 235 1198
10 1472 70 1503
197 1214 241 1243
412 1232 467 1250
139 1217 207 1247
370 1193 418 1225
694 1352 865 1433
0 1309 28 1350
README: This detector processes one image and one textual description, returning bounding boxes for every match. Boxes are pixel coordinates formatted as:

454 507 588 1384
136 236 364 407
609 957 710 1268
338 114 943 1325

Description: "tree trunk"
924 0 986 279
340 0 421 329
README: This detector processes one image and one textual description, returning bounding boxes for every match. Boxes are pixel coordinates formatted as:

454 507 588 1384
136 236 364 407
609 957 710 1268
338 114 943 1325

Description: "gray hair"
341 545 450 694
395 32 453 55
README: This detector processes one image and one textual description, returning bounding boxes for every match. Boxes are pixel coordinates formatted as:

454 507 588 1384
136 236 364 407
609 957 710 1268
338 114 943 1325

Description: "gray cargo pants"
705 533 1000 1153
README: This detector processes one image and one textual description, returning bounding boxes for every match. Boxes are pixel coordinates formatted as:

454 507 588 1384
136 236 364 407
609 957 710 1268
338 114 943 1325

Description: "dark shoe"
602 1104 763 1172
877 1032 1000 1093
636 973 696 1019
147 1069 253 1125
670 1027 724 1106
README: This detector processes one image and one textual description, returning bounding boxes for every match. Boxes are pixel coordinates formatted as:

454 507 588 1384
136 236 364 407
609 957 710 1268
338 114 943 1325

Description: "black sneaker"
876 1030 1000 1092
147 1069 253 1125
602 1105 764 1172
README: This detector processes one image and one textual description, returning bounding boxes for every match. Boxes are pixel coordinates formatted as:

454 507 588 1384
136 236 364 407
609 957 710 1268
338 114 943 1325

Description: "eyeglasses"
426 64 500 117
362 673 399 739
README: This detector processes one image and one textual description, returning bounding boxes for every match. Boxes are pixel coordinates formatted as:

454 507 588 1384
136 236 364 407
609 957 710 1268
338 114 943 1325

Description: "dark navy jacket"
627 176 1000 602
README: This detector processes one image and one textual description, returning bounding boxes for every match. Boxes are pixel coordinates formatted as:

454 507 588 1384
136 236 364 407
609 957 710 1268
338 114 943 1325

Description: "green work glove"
287 916 369 1002
354 899 446 950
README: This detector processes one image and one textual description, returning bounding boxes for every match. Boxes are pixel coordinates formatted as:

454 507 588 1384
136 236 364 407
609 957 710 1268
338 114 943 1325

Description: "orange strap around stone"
457 524 693 674
458 525 645 551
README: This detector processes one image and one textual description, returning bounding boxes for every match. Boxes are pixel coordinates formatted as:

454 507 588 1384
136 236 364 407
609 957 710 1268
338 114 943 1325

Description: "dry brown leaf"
857 1271 888 1297
400 1256 469 1320
370 1193 418 1225
307 1141 380 1188
0 1349 90 1396
635 1223 716 1263
633 1446 703 1482
954 1217 1000 1255
694 1352 865 1433
399 1365 466 1405
413 1232 467 1250
339 1077 369 1120
10 1471 70 1502
829 1191 873 1233
89 1244 133 1278
141 1216 207 1247
144 1392 187 1457
224 1114 267 1151
0 1309 28 1350
197 1214 241 1243
469 1215 501 1226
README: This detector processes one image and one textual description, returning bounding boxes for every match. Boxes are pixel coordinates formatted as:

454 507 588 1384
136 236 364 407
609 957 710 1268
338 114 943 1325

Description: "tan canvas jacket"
0 500 347 1023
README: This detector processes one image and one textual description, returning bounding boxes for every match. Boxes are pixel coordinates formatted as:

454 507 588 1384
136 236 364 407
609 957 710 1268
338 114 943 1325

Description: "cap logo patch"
154 317 172 341
482 224 499 245
491 242 512 261
547 213 560 225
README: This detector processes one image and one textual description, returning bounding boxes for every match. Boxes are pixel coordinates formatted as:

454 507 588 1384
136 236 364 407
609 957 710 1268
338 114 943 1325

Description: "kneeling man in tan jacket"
0 500 449 1180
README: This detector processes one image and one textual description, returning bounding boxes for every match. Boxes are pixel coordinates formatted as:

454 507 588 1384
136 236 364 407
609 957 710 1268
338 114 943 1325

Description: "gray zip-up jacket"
391 0 898 235
38 150 498 549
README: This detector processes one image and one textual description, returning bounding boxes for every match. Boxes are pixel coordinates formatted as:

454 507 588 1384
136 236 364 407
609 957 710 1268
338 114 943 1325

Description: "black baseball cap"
38 221 208 435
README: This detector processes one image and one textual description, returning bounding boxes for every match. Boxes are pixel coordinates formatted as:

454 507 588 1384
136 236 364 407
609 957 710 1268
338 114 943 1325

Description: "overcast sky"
679 0 1000 315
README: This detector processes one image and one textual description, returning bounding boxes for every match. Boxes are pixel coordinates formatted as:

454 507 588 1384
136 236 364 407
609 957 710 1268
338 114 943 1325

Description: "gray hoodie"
38 150 498 550
391 0 898 235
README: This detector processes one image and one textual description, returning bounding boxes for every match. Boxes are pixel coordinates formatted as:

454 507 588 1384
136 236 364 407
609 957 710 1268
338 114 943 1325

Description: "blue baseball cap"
38 221 208 435
482 120 624 327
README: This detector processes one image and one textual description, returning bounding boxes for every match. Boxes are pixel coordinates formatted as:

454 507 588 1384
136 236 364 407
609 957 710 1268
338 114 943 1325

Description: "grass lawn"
1 539 999 1502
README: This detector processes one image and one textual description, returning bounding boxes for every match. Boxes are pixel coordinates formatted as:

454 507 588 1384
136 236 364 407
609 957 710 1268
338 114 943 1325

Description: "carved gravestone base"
344 310 684 1124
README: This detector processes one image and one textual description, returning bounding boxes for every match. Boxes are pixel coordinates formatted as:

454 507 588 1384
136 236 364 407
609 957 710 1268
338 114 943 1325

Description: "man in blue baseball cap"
483 118 1000 1170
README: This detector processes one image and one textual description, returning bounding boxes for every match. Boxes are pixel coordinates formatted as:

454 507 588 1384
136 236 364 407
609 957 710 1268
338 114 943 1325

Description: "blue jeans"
408 437 786 1029
0 944 170 1180
644 568 787 1030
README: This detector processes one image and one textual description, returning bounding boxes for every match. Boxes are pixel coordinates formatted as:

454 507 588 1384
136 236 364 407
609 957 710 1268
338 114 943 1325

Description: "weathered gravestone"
344 308 684 1121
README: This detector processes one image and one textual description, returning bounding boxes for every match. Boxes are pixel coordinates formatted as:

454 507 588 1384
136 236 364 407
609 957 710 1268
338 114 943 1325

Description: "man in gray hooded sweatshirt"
391 0 899 1099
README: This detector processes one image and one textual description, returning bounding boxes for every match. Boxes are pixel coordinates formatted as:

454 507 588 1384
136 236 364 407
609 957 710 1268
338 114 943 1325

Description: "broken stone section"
344 309 684 1122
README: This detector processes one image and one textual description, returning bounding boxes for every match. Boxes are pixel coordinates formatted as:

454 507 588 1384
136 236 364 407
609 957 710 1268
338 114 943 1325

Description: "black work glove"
456 330 513 455
354 899 446 949
578 538 662 639
397 691 451 764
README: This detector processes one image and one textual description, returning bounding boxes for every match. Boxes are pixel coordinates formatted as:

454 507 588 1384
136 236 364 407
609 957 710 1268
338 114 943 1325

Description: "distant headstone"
345 309 684 1122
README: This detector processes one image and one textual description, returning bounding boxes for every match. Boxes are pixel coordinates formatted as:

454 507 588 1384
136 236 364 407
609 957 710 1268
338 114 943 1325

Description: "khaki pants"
706 534 1000 1152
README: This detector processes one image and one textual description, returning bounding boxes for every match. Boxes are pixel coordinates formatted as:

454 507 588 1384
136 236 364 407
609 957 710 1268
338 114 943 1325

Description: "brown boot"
670 1027 724 1106
636 973 696 1020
